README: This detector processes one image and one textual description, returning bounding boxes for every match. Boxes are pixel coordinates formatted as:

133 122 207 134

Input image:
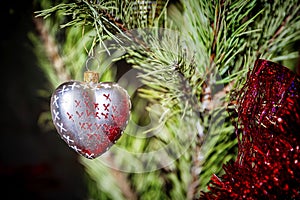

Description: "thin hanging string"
82 16 99 72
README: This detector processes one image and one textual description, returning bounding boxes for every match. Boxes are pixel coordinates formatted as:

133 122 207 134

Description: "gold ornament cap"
84 71 99 84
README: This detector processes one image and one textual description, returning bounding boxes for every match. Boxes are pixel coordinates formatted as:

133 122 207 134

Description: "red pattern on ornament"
201 59 300 199
103 93 111 101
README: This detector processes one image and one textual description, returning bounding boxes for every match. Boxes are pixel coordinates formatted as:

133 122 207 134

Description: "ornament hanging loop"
84 57 100 83
85 56 100 72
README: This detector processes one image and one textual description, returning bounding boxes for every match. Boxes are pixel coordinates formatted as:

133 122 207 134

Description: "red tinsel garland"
201 59 300 199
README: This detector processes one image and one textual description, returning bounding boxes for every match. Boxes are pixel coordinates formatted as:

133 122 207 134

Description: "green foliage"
35 0 168 55
33 0 300 199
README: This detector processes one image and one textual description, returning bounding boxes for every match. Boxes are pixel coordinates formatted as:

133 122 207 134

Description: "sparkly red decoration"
201 59 300 199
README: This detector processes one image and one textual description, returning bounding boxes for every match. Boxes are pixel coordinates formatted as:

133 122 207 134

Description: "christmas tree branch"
35 0 167 55
255 0 300 62
35 0 128 54
177 2 262 195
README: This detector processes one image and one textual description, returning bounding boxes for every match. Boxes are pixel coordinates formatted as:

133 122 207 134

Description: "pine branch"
35 0 125 54
176 2 260 196
35 0 168 55
254 0 300 62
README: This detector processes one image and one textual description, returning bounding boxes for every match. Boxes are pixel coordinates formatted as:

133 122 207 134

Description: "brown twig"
187 139 202 199
269 15 291 45
33 17 70 82
188 3 231 196
257 13 292 57
104 152 138 200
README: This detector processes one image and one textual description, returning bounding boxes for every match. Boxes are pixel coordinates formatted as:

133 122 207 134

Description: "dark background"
0 1 87 199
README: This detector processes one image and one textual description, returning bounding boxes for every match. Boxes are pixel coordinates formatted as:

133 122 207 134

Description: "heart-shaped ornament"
50 71 131 159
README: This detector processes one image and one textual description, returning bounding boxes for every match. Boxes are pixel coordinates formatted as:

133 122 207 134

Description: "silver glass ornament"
50 71 131 159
